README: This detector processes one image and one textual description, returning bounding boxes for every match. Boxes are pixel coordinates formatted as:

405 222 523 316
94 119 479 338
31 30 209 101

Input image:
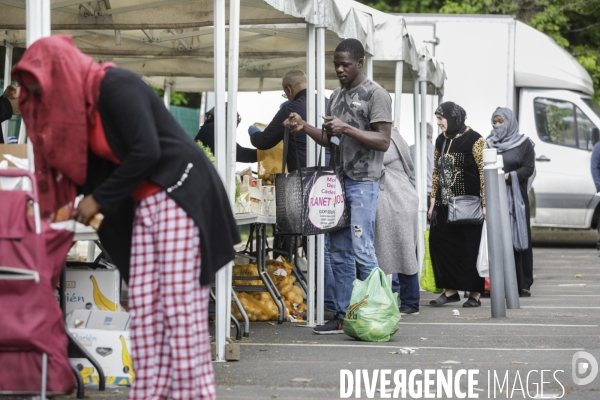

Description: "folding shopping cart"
0 169 75 397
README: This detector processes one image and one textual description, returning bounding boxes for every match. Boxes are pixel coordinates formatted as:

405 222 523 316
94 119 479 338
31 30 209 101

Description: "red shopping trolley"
0 169 75 396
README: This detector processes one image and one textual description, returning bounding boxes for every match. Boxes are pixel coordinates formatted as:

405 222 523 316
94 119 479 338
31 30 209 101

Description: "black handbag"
275 126 350 235
439 138 484 225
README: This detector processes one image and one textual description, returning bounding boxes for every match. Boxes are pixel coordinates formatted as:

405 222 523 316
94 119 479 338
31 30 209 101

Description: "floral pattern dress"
429 128 487 293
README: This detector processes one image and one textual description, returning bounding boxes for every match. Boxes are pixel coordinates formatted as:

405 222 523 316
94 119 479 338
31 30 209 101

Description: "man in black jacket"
0 85 20 144
251 70 336 316
250 70 308 172
194 106 257 163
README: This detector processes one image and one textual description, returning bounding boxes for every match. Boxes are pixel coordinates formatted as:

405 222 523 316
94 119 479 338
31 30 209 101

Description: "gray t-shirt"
326 78 393 181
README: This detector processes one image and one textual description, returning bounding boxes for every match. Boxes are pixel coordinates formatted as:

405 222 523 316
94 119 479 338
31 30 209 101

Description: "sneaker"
312 318 344 335
399 306 419 315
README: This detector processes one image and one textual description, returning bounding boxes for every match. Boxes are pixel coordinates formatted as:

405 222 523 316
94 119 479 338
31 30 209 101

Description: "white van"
402 14 600 229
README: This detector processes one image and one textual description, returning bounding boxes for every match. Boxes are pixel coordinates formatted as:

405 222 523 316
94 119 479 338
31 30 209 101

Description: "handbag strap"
282 125 289 173
282 125 302 173
316 126 326 170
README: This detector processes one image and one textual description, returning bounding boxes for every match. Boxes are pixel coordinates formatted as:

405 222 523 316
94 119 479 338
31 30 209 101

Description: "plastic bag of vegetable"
342 268 400 342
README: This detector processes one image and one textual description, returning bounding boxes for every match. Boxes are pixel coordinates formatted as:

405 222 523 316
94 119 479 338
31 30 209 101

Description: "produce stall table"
233 214 287 325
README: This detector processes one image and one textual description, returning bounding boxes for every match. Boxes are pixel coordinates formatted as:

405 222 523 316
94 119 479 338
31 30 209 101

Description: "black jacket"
83 68 240 285
250 90 307 172
250 90 330 171
194 121 257 163
0 97 12 144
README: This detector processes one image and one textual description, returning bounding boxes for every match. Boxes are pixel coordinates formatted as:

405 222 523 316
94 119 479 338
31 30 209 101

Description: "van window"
583 98 600 119
577 108 594 150
534 98 595 150
534 98 576 147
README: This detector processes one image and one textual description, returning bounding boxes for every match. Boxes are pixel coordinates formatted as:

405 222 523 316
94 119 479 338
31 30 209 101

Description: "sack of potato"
231 257 306 321
266 257 294 286
275 276 305 315
232 263 262 286
232 292 279 321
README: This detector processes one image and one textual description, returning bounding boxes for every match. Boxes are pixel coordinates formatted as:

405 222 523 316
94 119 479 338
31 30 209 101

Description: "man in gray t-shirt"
327 79 393 181
285 38 393 334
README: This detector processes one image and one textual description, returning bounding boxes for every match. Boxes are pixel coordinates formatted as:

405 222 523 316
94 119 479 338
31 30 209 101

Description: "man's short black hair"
335 38 365 61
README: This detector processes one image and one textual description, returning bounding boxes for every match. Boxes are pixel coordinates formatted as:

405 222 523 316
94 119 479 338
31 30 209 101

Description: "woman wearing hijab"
488 107 536 297
13 36 240 400
427 102 486 308
375 127 420 315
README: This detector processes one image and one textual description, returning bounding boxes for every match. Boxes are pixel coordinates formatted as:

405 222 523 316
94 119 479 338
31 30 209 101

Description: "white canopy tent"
415 46 446 276
1 0 445 361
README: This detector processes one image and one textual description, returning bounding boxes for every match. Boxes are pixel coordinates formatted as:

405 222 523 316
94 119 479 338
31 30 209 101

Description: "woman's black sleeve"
507 141 535 185
93 76 161 214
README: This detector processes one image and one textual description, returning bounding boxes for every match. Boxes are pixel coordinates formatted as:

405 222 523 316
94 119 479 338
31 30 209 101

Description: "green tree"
358 0 600 102
151 85 190 107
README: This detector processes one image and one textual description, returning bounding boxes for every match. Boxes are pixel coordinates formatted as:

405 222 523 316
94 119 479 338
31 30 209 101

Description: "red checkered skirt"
128 191 215 400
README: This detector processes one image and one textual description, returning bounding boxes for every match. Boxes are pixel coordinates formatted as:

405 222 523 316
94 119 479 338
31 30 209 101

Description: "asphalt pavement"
40 243 600 400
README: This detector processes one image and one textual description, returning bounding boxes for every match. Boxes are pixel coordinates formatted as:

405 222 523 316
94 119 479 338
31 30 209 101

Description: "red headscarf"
12 35 115 221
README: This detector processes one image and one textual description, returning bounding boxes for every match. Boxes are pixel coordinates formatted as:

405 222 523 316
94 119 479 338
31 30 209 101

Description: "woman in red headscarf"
13 35 240 400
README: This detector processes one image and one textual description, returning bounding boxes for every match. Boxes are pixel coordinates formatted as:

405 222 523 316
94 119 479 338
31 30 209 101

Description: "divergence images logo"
572 351 598 386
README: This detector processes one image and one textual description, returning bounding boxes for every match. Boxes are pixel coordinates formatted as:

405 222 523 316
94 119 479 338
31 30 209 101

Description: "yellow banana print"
120 335 135 377
80 367 94 380
89 275 118 311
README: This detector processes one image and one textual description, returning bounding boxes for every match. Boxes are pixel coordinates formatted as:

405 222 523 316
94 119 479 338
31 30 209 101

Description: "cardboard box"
0 144 28 190
67 309 131 331
62 267 121 313
0 143 27 167
69 328 134 386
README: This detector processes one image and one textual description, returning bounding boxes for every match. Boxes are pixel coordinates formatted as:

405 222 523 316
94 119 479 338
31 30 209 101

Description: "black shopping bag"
275 126 350 236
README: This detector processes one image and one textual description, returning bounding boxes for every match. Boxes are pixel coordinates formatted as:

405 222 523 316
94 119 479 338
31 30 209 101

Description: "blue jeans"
329 178 380 319
392 273 420 310
324 233 336 312
314 234 336 312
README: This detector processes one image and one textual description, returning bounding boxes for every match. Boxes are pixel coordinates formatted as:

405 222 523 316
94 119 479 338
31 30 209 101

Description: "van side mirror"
591 127 600 147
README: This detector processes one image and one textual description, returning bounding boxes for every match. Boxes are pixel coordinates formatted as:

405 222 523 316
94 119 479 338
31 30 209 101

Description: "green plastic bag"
343 268 401 342
421 230 443 293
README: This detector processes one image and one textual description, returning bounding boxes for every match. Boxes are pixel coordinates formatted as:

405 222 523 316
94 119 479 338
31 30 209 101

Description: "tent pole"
437 91 443 136
225 0 241 338
315 26 326 326
163 80 171 111
394 61 403 128
305 23 317 327
2 44 12 143
365 54 373 81
420 79 428 250
227 0 240 210
23 0 50 179
26 0 50 46
213 0 229 362
413 76 424 278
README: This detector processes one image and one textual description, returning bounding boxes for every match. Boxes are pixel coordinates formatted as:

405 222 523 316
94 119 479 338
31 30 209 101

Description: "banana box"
69 328 134 386
67 309 131 331
63 267 121 313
